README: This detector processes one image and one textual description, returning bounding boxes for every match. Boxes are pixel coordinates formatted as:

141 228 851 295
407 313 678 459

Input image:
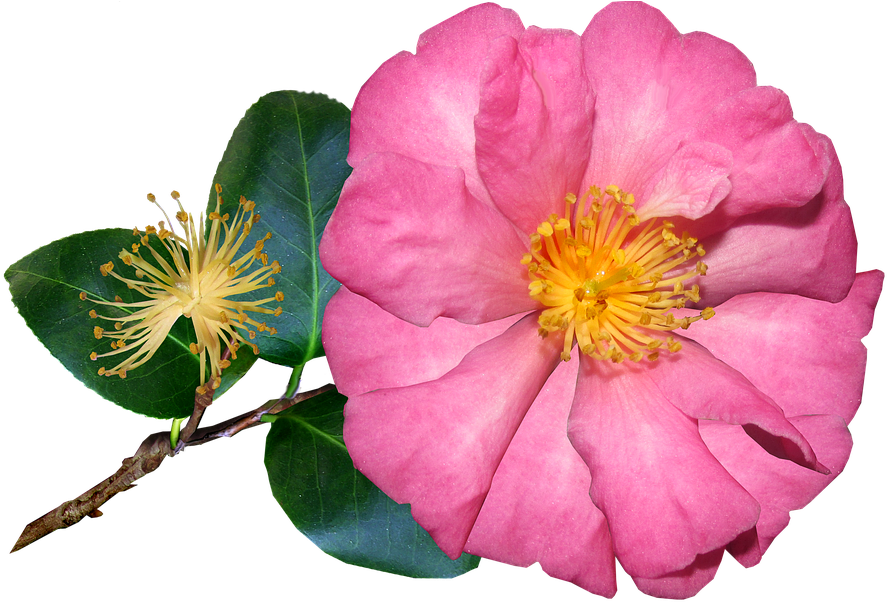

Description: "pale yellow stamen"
85 185 284 387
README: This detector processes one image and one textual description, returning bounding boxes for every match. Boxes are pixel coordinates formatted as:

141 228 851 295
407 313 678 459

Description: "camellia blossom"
320 2 881 599
85 185 284 391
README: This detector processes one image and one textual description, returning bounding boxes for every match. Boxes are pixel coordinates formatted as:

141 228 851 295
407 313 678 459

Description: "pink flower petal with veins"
343 313 562 557
466 359 618 598
320 152 532 326
568 358 760 580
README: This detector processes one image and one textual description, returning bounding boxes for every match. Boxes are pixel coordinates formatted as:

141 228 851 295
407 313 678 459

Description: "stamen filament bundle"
84 185 284 390
523 185 714 363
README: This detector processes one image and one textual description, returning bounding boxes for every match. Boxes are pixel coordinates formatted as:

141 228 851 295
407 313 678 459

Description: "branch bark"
10 432 170 553
10 384 334 554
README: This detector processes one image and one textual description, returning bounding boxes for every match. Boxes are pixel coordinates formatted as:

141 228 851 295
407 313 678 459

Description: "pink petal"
699 414 853 567
639 141 733 220
695 137 858 305
568 357 759 579
474 26 593 233
349 3 524 205
319 152 533 326
465 359 617 598
686 87 828 222
632 548 723 599
580 2 755 208
646 338 826 473
679 270 883 424
343 313 562 558
323 286 523 397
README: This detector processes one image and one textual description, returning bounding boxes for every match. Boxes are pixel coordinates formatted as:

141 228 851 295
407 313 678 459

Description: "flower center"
522 185 714 363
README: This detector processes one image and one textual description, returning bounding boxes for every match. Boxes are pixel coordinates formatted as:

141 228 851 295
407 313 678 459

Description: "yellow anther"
88 309 97 319
79 291 87 301
521 184 712 363
171 190 180 200
147 193 156 203
176 210 188 223
93 326 104 339
90 352 98 360
696 243 706 256
114 295 122 303
273 307 283 317
696 261 708 275
267 277 275 286
537 221 554 237
219 311 229 324
215 183 222 194
667 338 682 353
189 343 199 354
701 307 715 320
275 291 284 302
98 367 106 375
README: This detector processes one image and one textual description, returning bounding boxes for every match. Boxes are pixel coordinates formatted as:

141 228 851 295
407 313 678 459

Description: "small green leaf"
265 388 481 578
5 229 255 418
209 91 350 367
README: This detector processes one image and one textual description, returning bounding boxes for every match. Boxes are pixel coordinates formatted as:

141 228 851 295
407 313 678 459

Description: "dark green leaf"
209 91 350 368
5 229 255 418
265 388 481 578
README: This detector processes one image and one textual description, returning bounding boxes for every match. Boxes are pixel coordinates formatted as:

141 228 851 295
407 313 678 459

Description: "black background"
0 2 885 600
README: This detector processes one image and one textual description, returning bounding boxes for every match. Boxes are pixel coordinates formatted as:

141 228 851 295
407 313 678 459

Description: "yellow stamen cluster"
523 185 713 363
83 184 284 389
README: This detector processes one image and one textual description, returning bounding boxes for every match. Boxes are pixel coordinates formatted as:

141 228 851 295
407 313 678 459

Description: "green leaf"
265 387 481 578
5 229 255 419
209 91 350 368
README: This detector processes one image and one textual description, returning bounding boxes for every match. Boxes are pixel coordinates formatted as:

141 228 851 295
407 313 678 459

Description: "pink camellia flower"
320 2 881 599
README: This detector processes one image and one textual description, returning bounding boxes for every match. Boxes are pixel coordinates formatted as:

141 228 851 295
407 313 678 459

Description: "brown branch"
186 384 334 447
10 432 170 553
174 384 216 454
175 345 233 450
10 384 333 554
